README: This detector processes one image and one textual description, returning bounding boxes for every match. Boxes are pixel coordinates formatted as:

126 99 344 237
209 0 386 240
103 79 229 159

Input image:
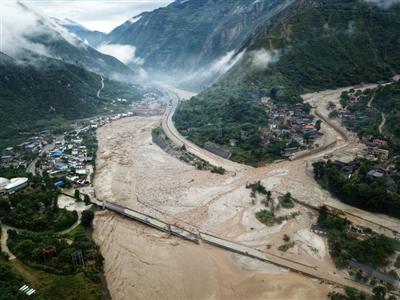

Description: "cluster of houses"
1 110 141 189
35 112 140 186
0 147 19 169
17 131 53 153
359 136 390 162
0 131 53 169
327 154 398 193
324 87 399 189
328 89 391 161
131 92 165 116
260 98 322 157
39 137 91 186
201 98 323 160
328 89 370 130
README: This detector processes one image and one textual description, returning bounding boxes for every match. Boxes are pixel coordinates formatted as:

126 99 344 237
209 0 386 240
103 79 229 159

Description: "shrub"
81 210 94 228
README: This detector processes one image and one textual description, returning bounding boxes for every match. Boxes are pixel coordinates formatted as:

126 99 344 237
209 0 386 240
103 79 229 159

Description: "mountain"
174 0 400 164
105 0 296 86
51 18 107 48
0 52 143 148
0 2 143 148
4 2 134 79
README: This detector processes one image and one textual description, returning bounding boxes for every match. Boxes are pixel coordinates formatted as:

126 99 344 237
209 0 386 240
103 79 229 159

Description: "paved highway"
161 89 245 173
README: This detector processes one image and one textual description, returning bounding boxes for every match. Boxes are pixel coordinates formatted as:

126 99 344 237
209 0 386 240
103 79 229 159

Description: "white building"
0 177 10 193
5 177 28 194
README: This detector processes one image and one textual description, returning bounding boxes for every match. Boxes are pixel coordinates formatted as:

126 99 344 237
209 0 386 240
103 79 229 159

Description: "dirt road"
1 224 16 260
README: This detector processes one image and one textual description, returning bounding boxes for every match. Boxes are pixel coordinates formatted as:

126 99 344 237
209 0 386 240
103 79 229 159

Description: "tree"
74 189 81 202
266 191 272 202
83 194 91 205
304 132 311 144
372 286 386 300
315 119 322 131
15 240 35 259
81 210 94 228
279 192 294 208
0 198 10 213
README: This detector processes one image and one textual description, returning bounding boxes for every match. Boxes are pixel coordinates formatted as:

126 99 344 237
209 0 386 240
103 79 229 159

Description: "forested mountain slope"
0 53 142 148
4 2 134 79
174 0 400 164
106 0 296 75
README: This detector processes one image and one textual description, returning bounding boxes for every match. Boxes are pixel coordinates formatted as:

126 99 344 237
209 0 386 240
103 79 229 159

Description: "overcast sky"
17 0 174 33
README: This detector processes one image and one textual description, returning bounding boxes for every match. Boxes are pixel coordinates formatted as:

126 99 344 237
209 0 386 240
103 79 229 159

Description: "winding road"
0 212 82 261
367 88 387 135
379 112 386 134
97 74 104 98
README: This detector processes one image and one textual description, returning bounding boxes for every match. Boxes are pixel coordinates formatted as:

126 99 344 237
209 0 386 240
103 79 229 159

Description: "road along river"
92 83 400 299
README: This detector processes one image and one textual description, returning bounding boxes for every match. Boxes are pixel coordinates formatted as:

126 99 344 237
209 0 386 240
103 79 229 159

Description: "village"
0 90 164 194
260 96 323 158
323 88 397 192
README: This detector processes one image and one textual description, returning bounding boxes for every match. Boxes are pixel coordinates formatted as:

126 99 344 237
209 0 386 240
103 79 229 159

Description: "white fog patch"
208 50 244 76
249 49 280 70
48 20 85 49
176 50 245 88
128 15 142 24
184 50 245 83
2 2 52 59
2 1 86 61
97 44 144 65
363 0 400 8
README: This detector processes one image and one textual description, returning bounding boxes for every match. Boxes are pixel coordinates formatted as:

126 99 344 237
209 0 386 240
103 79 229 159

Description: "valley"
2 0 400 299
92 82 400 299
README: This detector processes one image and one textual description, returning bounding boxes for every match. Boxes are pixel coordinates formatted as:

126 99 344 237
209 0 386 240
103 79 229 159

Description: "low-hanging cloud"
207 50 244 77
363 0 400 8
249 49 280 70
180 50 245 84
97 44 144 65
2 1 85 61
2 2 51 59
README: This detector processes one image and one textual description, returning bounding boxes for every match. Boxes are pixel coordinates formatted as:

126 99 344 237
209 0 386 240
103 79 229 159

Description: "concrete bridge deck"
102 200 381 294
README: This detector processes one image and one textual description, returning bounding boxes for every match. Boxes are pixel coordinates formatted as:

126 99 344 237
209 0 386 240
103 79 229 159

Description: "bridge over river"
102 200 386 296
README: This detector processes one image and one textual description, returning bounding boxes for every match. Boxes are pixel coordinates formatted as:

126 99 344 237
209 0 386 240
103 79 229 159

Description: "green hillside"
0 53 142 148
174 0 400 165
